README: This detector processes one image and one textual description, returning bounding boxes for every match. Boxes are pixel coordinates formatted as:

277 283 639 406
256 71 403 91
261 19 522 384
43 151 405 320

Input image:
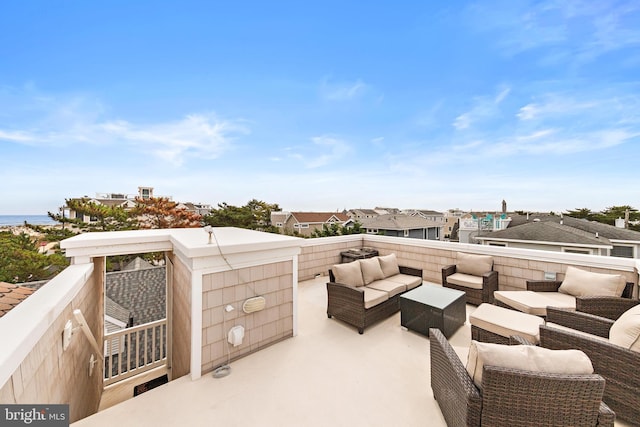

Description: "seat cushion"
362 287 389 309
470 303 544 343
446 272 483 290
385 273 422 290
494 291 575 316
609 304 640 352
359 257 384 285
558 266 626 297
466 340 594 389
456 252 493 276
378 253 400 278
332 261 364 287
366 280 406 298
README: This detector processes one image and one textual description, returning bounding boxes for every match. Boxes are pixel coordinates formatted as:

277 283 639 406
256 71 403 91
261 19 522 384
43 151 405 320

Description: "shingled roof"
361 214 441 230
506 215 640 242
290 212 350 223
477 221 612 246
0 282 35 318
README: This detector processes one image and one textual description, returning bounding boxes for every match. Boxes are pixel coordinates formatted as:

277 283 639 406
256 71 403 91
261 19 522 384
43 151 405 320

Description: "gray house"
361 214 443 240
476 215 640 258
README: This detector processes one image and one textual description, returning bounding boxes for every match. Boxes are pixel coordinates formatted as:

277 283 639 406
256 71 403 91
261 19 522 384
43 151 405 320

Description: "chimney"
625 208 630 228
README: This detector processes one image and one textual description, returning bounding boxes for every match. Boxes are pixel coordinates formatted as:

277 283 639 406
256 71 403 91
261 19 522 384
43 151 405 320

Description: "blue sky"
1 1 639 215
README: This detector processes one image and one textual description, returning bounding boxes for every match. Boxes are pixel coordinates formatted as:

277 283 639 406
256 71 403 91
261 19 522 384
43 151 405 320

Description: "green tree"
563 208 596 220
203 200 281 232
0 232 69 283
49 198 138 232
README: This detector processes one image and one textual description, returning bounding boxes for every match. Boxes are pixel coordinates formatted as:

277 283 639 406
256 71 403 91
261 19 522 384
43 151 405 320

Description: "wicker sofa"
430 328 615 427
326 253 422 334
495 266 635 319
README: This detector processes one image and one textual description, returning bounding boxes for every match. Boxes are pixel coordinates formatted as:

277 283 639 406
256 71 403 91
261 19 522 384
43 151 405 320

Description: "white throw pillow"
466 340 594 389
456 252 493 276
378 253 400 278
332 261 364 287
558 266 626 297
609 304 640 352
359 257 385 285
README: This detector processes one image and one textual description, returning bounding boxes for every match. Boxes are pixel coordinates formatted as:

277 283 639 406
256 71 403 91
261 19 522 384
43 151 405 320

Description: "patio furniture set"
326 250 640 425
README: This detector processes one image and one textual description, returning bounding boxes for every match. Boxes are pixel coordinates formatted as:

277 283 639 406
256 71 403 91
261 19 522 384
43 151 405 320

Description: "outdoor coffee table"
400 285 466 338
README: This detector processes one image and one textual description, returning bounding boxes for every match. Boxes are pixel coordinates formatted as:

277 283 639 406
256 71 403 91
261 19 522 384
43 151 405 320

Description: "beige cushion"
378 253 400 278
494 291 575 316
365 280 406 298
332 262 364 287
609 304 640 352
558 266 626 297
456 252 493 276
385 273 422 290
446 272 483 290
362 287 389 309
466 340 594 389
359 258 385 285
469 303 544 344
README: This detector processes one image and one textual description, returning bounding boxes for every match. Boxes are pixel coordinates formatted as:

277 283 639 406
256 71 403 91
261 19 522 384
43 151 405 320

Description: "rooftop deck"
74 276 632 427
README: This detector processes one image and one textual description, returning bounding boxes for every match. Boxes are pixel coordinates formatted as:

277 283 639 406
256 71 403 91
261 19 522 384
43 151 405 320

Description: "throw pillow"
466 340 593 389
609 304 640 352
558 266 626 297
360 257 385 285
378 253 400 278
456 252 493 276
332 261 364 287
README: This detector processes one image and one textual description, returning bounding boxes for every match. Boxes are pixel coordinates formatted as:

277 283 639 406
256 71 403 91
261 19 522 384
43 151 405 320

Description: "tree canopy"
0 232 69 283
203 199 280 232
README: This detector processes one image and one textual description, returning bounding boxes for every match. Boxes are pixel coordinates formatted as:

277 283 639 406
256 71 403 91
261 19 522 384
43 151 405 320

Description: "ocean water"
0 215 58 226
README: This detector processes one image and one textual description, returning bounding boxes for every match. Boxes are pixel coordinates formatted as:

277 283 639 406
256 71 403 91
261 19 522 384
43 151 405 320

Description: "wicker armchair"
442 265 498 305
430 328 615 427
527 280 636 320
541 307 640 424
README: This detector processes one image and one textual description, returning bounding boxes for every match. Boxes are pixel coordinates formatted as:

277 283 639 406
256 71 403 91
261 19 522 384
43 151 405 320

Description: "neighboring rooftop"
0 282 35 318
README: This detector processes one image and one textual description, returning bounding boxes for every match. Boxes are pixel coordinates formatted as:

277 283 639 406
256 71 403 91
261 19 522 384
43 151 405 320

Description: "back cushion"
609 304 640 352
456 252 493 276
378 253 400 278
332 261 364 287
360 258 385 285
558 266 626 297
466 340 594 389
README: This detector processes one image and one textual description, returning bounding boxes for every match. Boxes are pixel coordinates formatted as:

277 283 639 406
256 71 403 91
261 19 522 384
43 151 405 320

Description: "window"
611 245 634 258
489 242 506 247
300 223 309 228
276 222 283 227
403 229 409 237
562 248 592 254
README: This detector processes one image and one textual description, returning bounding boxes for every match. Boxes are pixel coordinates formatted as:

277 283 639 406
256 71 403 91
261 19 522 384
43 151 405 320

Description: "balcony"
0 230 638 426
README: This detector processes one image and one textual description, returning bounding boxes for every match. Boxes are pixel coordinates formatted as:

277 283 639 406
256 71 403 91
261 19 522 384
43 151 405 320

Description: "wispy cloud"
0 89 248 166
306 136 350 168
320 77 368 101
453 85 511 130
466 1 640 63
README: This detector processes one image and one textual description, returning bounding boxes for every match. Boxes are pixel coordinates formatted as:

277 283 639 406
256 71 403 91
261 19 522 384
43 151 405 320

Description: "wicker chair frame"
541 307 640 425
430 328 615 427
441 265 498 305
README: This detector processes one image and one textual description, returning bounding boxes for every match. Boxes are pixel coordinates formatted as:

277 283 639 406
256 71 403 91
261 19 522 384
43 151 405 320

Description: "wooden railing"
103 319 167 386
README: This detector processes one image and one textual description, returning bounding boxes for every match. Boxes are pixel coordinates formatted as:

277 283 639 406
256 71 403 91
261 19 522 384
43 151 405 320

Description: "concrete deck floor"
73 276 630 427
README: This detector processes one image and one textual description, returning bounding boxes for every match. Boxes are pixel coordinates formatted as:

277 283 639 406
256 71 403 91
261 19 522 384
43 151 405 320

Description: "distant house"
279 212 350 237
361 214 443 240
346 209 379 221
405 209 445 223
476 215 640 258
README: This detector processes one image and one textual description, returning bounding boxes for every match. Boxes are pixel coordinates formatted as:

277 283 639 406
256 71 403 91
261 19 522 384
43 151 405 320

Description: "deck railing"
103 319 167 386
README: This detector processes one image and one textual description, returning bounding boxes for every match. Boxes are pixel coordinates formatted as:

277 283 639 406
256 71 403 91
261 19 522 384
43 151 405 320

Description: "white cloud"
453 85 511 130
320 78 368 101
0 90 248 166
305 135 350 168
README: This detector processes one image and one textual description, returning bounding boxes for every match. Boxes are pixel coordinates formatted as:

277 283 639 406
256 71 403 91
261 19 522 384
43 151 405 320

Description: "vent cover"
242 296 266 313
